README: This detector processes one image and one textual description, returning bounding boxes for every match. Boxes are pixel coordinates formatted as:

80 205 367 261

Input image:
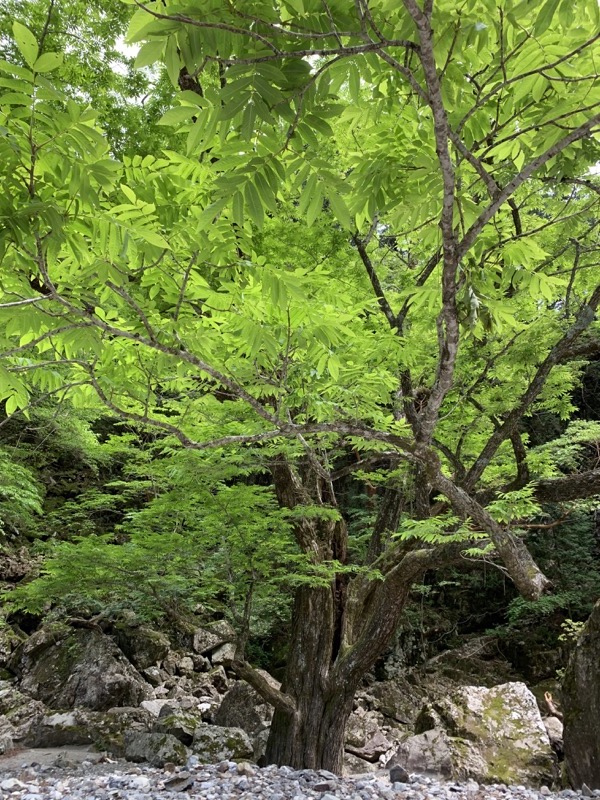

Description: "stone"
124 732 189 767
0 680 47 743
583 785 594 797
367 677 425 726
154 708 204 745
10 627 152 711
389 682 555 786
164 772 194 792
114 625 171 671
390 728 454 778
211 642 237 663
563 599 600 789
22 706 154 755
346 729 392 763
389 765 410 783
192 622 236 655
140 699 172 717
22 712 93 747
177 656 194 674
191 723 253 763
214 679 276 738
343 752 380 775
543 715 563 757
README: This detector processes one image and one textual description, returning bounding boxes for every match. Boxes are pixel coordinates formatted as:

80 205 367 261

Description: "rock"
543 715 563 753
389 682 554 786
191 723 253 763
22 706 154 755
113 625 171 671
367 677 424 726
563 599 600 789
178 656 195 674
389 765 410 783
154 708 204 745
0 680 47 744
142 666 164 686
22 712 93 747
343 752 380 775
214 679 275 737
0 626 23 670
164 772 194 791
211 642 237 663
390 728 454 778
10 626 152 711
346 729 392 763
124 732 189 767
192 622 236 655
140 699 172 717
195 665 230 695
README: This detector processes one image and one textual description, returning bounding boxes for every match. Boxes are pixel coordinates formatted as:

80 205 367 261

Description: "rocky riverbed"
0 754 599 800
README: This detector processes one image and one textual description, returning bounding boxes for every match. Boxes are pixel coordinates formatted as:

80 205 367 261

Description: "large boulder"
0 680 47 748
345 707 393 763
10 626 152 710
22 706 154 755
563 599 600 789
113 625 171 671
214 679 275 737
154 705 205 745
191 723 253 763
124 731 189 767
390 682 555 786
192 622 236 655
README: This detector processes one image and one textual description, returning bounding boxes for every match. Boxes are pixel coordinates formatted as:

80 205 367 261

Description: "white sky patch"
111 36 140 75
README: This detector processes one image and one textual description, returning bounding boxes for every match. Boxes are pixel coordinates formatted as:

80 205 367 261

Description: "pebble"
0 758 591 800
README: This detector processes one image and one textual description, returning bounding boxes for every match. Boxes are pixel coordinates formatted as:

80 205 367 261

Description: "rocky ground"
0 754 599 800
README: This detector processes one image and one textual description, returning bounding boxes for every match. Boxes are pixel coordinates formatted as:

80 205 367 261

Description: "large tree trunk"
264 585 357 771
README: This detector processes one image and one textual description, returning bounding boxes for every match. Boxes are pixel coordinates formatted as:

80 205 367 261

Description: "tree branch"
225 659 296 715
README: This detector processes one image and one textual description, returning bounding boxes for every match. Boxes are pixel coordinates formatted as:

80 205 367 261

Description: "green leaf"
13 22 38 68
134 40 164 68
33 52 63 73
244 181 265 228
158 106 198 126
328 192 353 230
306 184 323 227
534 0 561 35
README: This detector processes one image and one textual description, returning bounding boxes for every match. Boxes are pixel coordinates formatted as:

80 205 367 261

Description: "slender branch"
353 235 397 328
457 114 600 261
464 284 600 490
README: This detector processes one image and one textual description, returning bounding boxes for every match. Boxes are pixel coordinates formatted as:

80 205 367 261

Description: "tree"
1 0 599 771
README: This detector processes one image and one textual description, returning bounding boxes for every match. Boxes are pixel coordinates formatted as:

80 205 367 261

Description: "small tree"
1 0 599 770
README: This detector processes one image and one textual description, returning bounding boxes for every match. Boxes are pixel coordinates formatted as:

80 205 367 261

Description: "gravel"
0 755 598 800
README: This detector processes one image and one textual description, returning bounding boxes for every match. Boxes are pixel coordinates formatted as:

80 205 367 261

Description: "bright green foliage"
0 2 599 719
1 0 174 158
0 448 43 538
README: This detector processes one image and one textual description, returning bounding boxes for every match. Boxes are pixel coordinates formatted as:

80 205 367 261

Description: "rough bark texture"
563 599 600 789
535 470 600 504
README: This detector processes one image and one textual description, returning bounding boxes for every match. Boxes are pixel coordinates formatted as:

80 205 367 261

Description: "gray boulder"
124 732 189 767
191 723 253 763
345 708 393 763
23 706 154 755
563 599 600 789
214 679 274 737
0 680 47 745
390 682 554 786
113 625 171 671
192 622 236 655
10 626 152 710
154 706 204 745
